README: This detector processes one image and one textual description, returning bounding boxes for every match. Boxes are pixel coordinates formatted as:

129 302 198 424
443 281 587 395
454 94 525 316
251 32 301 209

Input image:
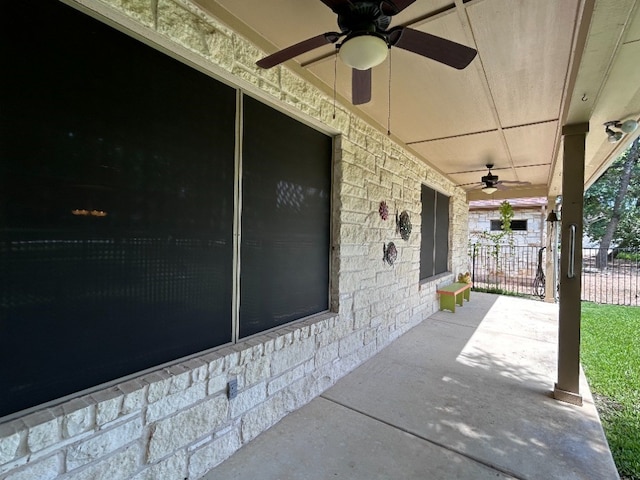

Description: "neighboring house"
469 197 549 247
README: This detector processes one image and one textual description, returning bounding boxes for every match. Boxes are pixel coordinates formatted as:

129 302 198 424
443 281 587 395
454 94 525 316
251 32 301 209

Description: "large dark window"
240 97 332 338
491 219 528 231
420 185 450 280
1 0 236 417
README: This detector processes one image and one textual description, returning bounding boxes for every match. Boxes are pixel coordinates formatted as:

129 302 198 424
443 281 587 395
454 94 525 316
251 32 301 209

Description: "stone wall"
469 207 546 247
0 0 469 478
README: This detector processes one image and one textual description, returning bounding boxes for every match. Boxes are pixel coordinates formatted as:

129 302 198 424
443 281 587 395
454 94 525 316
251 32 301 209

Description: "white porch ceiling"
194 0 640 201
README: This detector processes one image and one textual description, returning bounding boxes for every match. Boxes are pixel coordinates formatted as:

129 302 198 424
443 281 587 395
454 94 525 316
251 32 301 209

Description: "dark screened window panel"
240 96 332 339
0 0 235 418
491 219 528 231
420 185 450 280
435 191 450 274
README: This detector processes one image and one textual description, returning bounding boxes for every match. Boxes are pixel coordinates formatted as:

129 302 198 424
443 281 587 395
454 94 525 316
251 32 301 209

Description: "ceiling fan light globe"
620 119 639 134
482 186 498 195
339 35 388 70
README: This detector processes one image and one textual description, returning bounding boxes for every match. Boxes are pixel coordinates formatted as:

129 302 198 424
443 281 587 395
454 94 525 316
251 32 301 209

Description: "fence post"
472 244 476 285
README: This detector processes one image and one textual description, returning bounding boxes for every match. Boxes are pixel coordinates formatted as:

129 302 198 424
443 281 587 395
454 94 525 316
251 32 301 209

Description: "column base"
553 384 583 406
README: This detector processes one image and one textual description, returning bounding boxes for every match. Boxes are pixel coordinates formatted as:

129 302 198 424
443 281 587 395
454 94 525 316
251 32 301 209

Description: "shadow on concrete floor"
204 293 618 480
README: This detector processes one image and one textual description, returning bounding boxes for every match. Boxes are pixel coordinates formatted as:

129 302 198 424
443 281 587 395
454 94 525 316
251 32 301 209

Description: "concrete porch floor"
203 293 619 480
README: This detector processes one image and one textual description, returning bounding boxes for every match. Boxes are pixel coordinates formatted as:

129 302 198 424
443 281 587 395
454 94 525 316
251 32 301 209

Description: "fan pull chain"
387 47 392 136
333 48 338 120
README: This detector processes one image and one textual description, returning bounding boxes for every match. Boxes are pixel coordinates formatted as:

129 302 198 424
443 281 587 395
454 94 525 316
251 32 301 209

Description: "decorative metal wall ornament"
396 210 412 241
379 200 389 220
383 242 398 266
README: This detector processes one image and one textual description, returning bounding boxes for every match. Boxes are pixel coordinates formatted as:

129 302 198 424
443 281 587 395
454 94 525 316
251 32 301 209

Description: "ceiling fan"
477 164 531 194
255 0 478 105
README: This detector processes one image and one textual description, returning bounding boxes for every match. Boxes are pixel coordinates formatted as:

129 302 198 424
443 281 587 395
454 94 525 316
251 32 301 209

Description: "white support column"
554 123 588 406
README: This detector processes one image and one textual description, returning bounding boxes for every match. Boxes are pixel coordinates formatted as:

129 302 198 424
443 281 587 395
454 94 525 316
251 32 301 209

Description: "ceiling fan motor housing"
481 173 499 184
337 2 391 34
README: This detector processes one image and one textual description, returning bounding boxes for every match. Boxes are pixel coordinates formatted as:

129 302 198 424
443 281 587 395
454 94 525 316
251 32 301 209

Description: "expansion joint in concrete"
319 395 529 480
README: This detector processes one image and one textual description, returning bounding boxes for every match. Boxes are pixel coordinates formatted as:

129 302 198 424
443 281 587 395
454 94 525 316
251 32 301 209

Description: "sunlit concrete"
203 293 618 480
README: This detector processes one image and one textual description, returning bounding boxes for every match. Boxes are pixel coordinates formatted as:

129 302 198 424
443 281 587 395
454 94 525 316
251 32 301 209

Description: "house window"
239 96 331 339
0 0 332 418
420 185 450 280
491 219 528 231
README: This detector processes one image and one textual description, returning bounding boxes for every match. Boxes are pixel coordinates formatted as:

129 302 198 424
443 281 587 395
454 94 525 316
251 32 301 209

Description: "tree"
584 137 640 268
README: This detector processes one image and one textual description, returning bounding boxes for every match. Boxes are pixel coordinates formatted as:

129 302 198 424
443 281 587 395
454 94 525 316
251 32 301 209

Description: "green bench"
437 282 472 313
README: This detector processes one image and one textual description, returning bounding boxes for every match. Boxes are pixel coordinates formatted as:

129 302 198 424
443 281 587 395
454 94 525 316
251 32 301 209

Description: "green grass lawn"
581 303 640 480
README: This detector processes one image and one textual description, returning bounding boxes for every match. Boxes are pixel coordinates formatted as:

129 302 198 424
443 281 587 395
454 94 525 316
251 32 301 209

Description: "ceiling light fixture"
604 119 639 143
482 185 498 195
339 34 389 70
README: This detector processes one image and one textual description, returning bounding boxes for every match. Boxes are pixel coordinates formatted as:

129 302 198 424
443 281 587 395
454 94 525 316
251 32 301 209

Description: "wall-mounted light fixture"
546 209 559 223
604 119 639 143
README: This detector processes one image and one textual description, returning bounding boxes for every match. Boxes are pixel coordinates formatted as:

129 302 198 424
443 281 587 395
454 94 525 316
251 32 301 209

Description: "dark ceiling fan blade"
381 0 417 15
317 0 353 14
498 180 532 185
390 27 477 70
256 32 342 69
352 68 372 105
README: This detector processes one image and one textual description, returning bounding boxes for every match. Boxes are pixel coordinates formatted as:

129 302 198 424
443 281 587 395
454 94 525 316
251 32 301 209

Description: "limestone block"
270 338 316 377
92 388 123 426
244 356 271 386
115 379 145 410
65 444 139 480
188 429 241 479
223 349 240 371
157 0 213 56
66 418 142 469
339 183 367 199
340 163 368 187
282 373 332 412
229 382 267 418
0 424 21 465
240 394 287 443
146 382 207 423
145 372 173 405
206 29 234 72
238 344 255 365
338 330 365 357
167 365 192 394
262 337 276 356
105 0 154 27
314 342 339 368
207 374 228 396
267 364 305 396
281 70 320 106
61 399 95 438
4 454 59 480
339 224 366 245
234 40 265 74
319 102 350 133
203 353 224 376
131 449 187 480
181 359 208 385
147 396 228 462
24 411 59 454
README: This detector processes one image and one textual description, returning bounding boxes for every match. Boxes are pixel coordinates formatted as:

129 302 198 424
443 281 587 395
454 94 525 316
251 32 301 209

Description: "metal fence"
469 244 546 298
469 244 640 306
581 247 640 306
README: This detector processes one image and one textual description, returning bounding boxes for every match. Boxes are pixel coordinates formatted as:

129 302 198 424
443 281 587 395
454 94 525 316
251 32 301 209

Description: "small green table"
437 282 472 313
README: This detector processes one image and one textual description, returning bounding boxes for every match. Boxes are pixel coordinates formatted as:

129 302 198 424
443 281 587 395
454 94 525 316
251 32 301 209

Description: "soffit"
194 0 638 200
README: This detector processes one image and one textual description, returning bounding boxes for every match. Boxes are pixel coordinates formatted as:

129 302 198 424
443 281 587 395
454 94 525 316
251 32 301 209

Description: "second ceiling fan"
256 0 478 105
